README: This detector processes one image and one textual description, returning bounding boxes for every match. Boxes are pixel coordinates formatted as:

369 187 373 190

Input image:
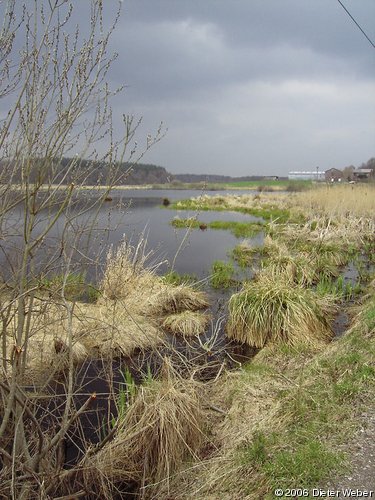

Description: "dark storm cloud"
2 0 374 175
99 0 374 175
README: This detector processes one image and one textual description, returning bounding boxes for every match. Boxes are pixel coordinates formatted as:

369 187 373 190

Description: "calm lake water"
4 188 265 281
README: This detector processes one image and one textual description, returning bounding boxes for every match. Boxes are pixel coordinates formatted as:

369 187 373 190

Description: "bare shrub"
0 2 163 497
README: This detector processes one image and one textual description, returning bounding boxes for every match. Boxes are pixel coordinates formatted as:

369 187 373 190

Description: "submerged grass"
39 272 99 302
162 270 198 286
208 220 263 238
316 274 362 301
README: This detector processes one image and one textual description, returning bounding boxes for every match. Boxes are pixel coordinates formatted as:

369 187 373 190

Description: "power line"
336 0 375 49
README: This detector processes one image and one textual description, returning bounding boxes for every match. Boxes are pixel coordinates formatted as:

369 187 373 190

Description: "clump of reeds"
293 184 375 218
262 235 290 258
162 310 210 336
101 237 160 301
227 275 334 348
83 360 204 497
260 252 315 286
74 302 164 357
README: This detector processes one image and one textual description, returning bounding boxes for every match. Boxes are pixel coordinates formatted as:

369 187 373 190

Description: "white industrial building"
288 171 325 181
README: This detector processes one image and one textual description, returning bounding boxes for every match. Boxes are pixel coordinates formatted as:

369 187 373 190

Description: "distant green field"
225 179 285 187
223 179 313 190
152 179 313 191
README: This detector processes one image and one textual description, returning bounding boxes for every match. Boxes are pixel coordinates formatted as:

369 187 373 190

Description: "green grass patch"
263 441 342 490
210 260 235 289
365 305 375 331
316 275 362 301
163 270 198 286
231 244 258 267
242 361 274 377
170 217 201 229
238 431 269 468
208 220 263 238
39 272 99 302
170 217 264 238
170 199 305 225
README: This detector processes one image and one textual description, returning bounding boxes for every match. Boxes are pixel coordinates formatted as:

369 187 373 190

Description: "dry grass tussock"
82 360 204 498
227 273 335 348
160 361 286 499
149 284 210 315
162 310 211 336
260 254 315 286
100 238 163 302
259 235 315 285
2 240 209 376
260 234 346 284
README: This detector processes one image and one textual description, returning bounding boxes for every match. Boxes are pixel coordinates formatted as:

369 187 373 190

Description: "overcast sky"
3 1 374 177
104 0 374 177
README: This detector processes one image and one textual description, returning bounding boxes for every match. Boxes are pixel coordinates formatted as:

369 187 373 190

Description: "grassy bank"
161 183 375 498
171 293 374 498
171 216 264 238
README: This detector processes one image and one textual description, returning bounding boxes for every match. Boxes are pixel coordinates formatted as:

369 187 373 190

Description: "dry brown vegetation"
227 274 334 348
162 310 211 336
291 183 375 217
81 361 204 498
0 239 210 378
2 181 374 499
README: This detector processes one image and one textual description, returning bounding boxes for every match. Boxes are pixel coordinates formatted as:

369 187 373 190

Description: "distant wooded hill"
55 158 173 185
1 158 172 185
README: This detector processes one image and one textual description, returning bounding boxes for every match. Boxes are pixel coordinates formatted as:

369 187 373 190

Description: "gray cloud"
105 1 375 175
3 0 374 176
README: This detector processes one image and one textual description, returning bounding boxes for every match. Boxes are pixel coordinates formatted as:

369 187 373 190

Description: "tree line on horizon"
1 156 374 186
